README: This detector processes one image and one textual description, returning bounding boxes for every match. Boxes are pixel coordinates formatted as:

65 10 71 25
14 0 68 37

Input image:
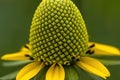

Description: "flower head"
1 0 120 80
30 0 88 66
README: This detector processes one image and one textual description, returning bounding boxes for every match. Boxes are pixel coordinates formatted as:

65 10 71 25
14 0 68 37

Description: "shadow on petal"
76 57 110 79
1 44 32 60
16 61 44 80
89 42 120 56
46 63 65 80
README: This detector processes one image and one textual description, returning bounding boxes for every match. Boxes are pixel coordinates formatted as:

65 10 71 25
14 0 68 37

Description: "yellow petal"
1 44 32 60
46 63 65 80
1 52 31 60
16 61 44 80
76 57 110 79
21 44 32 52
89 42 120 56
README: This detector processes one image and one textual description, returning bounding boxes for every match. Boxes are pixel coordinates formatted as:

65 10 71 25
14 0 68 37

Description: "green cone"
29 0 89 65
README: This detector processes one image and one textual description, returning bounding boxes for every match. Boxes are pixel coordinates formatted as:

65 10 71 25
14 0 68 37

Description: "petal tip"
1 54 9 60
89 42 120 56
76 57 110 79
46 63 65 80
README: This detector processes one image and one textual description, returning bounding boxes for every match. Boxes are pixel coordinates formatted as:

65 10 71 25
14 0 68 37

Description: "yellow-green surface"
0 0 120 80
30 0 88 65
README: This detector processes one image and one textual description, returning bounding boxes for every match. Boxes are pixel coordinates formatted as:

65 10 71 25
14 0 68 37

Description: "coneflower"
1 0 120 80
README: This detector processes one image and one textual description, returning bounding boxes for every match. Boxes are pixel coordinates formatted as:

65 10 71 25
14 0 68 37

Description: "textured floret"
29 0 88 65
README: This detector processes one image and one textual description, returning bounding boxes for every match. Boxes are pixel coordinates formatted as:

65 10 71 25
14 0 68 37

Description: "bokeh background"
0 0 120 80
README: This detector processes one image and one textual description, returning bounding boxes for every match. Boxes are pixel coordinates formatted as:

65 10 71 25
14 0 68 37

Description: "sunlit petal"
21 44 32 52
16 61 44 80
76 57 110 79
46 63 65 80
1 44 32 60
89 42 120 56
1 52 31 60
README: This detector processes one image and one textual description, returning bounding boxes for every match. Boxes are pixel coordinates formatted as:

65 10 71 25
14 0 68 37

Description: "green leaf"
99 59 120 66
74 65 104 80
74 65 93 80
32 66 49 80
0 71 18 80
91 56 120 65
88 73 103 80
2 60 31 67
64 65 79 80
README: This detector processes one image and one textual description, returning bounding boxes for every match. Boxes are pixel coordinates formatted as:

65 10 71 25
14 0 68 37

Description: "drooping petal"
1 44 32 60
1 52 31 60
21 44 32 51
76 57 110 79
89 42 120 56
46 63 65 80
16 61 44 80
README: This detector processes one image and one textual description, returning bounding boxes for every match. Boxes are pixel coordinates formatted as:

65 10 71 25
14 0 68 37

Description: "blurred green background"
0 0 120 80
